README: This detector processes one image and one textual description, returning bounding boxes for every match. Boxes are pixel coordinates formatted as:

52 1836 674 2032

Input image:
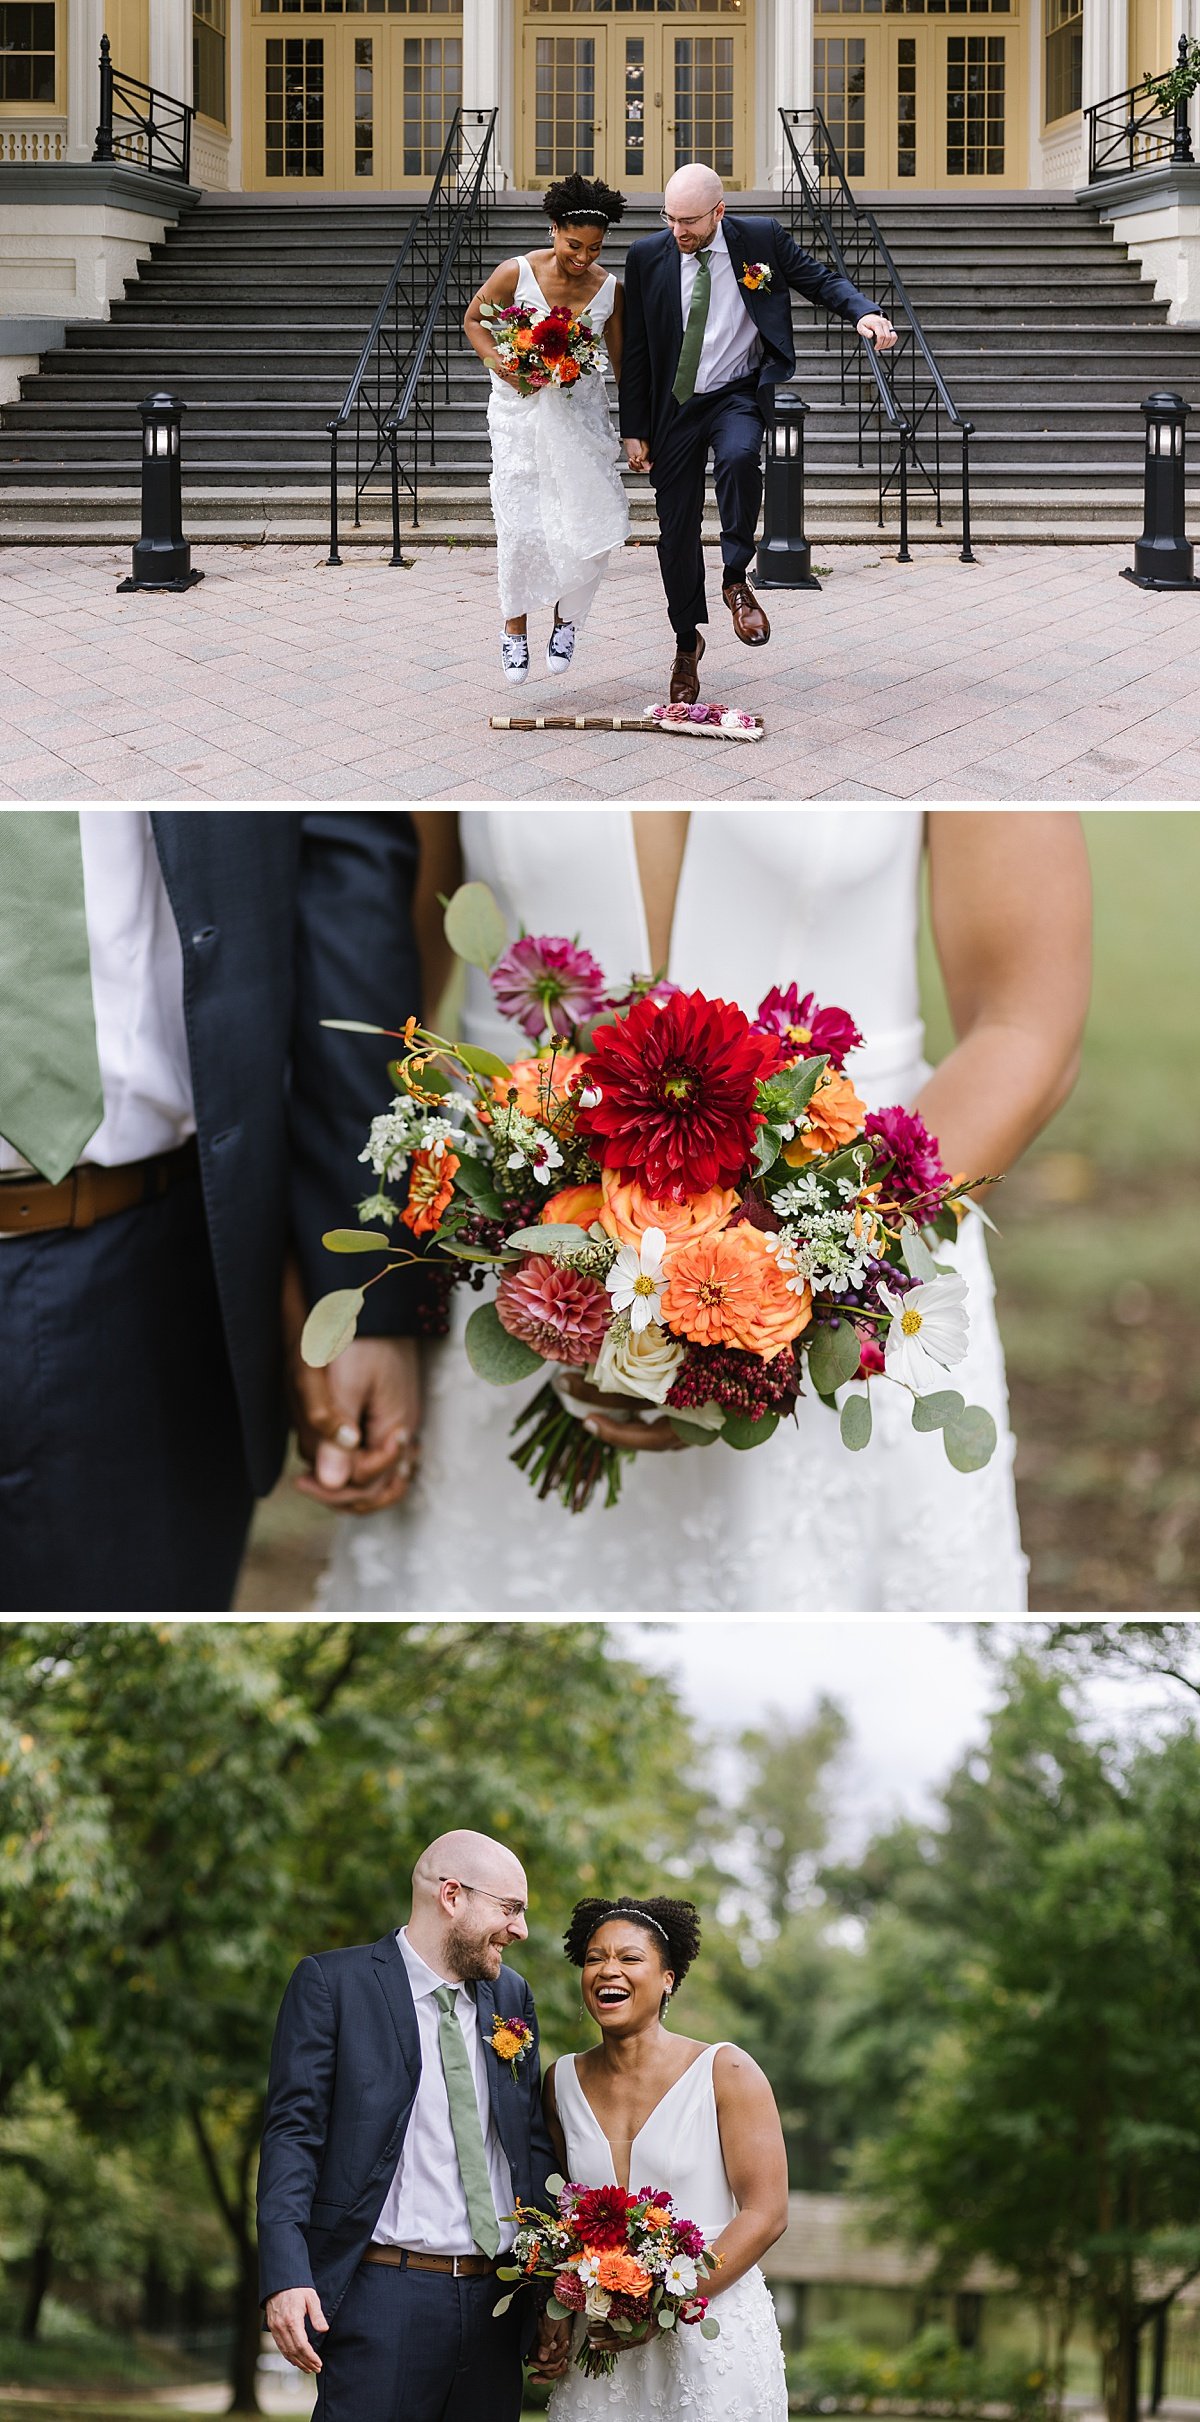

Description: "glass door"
813 3 1020 186
246 9 462 188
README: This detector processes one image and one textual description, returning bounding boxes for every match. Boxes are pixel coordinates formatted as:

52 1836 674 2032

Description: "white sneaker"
547 619 576 675
501 632 530 685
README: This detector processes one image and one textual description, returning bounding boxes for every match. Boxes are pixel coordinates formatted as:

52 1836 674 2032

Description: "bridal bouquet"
480 299 604 394
303 881 1000 1512
494 2175 721 2378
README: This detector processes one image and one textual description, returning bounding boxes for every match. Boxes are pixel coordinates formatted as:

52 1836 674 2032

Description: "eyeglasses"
438 1876 528 1921
660 209 720 231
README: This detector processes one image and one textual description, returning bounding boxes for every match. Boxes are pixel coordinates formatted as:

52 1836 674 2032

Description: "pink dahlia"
495 1256 612 1366
553 2270 587 2312
490 934 608 1042
864 1104 950 1207
753 985 863 1072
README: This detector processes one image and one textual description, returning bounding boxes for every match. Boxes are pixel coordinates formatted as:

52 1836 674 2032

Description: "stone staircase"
2 191 1200 544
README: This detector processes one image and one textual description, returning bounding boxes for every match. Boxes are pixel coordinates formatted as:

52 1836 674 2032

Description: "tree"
974 1624 1200 1708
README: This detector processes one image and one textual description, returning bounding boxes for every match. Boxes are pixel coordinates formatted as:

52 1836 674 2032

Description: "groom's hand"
284 1255 422 1513
625 438 652 473
857 313 898 352
529 2316 572 2381
265 2285 329 2375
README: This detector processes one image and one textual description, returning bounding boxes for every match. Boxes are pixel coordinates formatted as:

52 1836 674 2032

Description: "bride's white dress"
320 809 1028 1615
488 258 630 625
547 2046 788 2421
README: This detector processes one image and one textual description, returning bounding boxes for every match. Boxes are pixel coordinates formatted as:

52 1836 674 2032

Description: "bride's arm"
707 2045 790 2295
604 283 624 384
916 811 1091 1191
464 257 526 386
410 812 462 1022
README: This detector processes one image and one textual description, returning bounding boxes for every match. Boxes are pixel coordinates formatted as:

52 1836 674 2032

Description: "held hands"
625 438 653 474
265 2286 329 2376
283 1255 423 1514
857 313 898 353
528 2315 573 2382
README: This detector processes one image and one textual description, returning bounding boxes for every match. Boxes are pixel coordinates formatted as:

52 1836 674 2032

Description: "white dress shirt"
0 810 194 1178
371 1930 517 2256
680 224 762 395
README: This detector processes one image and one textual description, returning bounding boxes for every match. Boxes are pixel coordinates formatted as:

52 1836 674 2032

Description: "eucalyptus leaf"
657 2308 676 2329
668 1416 722 1448
700 2316 721 2340
456 1042 514 1082
545 2173 565 2197
465 1301 545 1384
444 880 509 971
300 1288 365 1368
944 1404 998 1472
610 2317 633 2335
911 1389 966 1434
840 1391 873 1451
722 1410 780 1451
321 1018 394 1035
901 1225 940 1282
807 1317 863 1396
321 1227 394 1254
492 2293 514 2317
506 1223 593 1254
545 2296 569 2319
495 2267 521 2284
437 1240 519 1266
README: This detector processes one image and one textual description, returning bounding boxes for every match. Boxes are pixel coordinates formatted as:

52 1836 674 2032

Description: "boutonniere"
489 2014 534 2079
740 263 772 292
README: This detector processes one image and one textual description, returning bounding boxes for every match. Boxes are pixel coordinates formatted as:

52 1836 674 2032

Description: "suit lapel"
372 1931 421 2080
655 231 684 352
720 216 757 319
475 1973 524 2184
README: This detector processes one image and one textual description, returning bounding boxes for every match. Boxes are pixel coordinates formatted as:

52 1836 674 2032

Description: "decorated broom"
489 703 764 743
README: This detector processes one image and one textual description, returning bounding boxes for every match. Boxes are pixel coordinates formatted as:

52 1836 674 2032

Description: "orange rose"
661 1224 812 1360
599 1169 738 1256
401 1148 458 1237
491 1053 589 1123
541 1183 605 1227
595 2251 653 2298
558 356 581 384
783 1067 868 1166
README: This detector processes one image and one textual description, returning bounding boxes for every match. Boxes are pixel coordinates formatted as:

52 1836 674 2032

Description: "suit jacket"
620 214 877 459
149 812 424 1497
256 1934 558 2324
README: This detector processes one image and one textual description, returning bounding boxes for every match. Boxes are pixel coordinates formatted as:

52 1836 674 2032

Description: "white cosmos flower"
577 2254 602 2284
605 1225 668 1332
591 1317 686 1405
878 1275 970 1394
664 2256 699 2296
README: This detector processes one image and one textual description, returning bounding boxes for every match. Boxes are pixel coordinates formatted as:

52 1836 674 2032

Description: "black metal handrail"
92 35 194 183
327 106 496 563
1086 41 1195 181
779 105 975 562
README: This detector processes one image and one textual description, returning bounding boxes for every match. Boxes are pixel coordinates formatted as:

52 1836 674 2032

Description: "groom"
259 1830 561 2420
620 163 896 702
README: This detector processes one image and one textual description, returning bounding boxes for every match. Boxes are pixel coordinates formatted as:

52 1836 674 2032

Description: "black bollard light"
755 387 821 591
1121 390 1200 592
117 392 204 594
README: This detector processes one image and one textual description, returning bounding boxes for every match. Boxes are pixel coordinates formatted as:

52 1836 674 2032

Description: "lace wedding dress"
547 2047 788 2422
489 259 630 626
320 809 1028 1614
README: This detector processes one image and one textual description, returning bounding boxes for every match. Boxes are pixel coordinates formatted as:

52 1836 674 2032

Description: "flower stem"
509 1382 627 1511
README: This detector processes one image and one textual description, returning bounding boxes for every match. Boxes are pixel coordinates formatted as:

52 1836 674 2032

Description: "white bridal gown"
547 2046 789 2422
321 810 1028 1615
488 259 630 625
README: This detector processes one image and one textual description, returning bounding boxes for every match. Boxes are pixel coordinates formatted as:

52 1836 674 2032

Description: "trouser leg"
314 2267 524 2422
649 404 711 635
709 385 766 582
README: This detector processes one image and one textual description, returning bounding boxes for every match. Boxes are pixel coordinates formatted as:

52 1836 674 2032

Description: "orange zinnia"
599 1169 738 1256
401 1148 458 1237
541 1182 605 1228
595 2251 652 2298
491 1054 588 1124
783 1067 868 1166
662 1224 812 1361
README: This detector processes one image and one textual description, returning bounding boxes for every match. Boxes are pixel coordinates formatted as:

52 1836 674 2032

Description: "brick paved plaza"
2 538 1199 801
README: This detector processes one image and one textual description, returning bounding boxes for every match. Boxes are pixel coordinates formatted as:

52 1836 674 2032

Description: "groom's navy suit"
0 813 423 1617
259 1934 557 2422
620 215 876 635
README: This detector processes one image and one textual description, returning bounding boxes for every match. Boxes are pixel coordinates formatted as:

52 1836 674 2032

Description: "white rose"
584 2287 613 2321
590 1318 686 1406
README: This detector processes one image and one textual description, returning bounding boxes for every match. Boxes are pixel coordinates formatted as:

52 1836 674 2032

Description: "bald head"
407 1830 529 1983
663 162 724 255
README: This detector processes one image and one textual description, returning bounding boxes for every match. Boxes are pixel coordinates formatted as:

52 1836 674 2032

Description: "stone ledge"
1078 162 1200 217
0 163 200 214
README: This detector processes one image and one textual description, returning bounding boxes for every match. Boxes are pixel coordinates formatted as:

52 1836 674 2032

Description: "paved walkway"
2 540 1200 800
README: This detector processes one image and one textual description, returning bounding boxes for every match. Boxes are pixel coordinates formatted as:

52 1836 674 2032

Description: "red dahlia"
532 318 569 360
574 990 783 1201
573 2185 636 2248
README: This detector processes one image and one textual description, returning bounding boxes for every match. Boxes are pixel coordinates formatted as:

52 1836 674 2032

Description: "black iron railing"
92 35 194 182
779 105 975 561
1086 41 1195 180
327 106 496 562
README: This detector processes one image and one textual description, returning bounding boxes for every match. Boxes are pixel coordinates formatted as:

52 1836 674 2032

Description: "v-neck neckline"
521 258 612 320
572 2045 713 2194
626 811 693 980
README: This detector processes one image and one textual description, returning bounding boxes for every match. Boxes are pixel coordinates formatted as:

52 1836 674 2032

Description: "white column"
1081 0 1125 110
67 0 107 159
771 0 813 183
463 0 511 180
149 0 194 104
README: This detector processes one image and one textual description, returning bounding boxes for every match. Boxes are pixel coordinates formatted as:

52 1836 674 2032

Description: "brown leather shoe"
722 578 771 646
669 630 705 704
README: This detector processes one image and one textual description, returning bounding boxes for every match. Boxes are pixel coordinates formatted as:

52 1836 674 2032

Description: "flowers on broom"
493 2178 721 2379
480 300 604 395
303 882 1002 1511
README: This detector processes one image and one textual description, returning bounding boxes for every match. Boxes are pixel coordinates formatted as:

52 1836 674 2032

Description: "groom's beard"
445 1922 505 1981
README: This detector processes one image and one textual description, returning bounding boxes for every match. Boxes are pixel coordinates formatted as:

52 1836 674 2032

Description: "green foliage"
443 880 509 972
320 1228 393 1253
941 1406 997 1473
465 1301 546 1384
300 1287 365 1366
722 1410 780 1450
788 2325 1052 2417
841 1393 873 1450
808 1319 863 1397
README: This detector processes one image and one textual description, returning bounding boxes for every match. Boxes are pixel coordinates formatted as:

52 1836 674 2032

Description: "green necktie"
0 814 103 1185
433 1986 501 2259
673 247 713 405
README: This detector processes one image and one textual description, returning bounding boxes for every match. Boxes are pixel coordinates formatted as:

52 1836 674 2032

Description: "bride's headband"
558 209 611 227
599 1904 669 1942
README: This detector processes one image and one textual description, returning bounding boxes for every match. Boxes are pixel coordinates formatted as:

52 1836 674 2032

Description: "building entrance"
812 0 1024 188
518 6 751 192
244 3 463 188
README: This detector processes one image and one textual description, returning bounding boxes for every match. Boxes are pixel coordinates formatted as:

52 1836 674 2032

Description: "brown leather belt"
0 1138 199 1235
361 2247 498 2278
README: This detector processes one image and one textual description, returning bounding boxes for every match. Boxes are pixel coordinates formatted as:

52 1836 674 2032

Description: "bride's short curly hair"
564 1895 702 1991
543 173 627 230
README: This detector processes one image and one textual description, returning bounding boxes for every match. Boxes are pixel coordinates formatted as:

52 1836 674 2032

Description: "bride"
534 1894 789 2418
464 174 630 686
319 808 1091 1615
